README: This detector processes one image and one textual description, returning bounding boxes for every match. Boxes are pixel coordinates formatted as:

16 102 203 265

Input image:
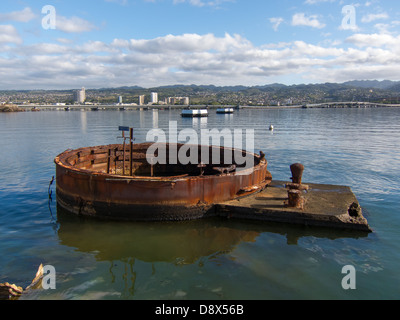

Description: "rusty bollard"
287 163 306 209
290 163 304 184
287 189 304 209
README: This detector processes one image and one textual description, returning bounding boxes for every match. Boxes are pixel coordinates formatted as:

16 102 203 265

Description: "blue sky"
0 0 400 89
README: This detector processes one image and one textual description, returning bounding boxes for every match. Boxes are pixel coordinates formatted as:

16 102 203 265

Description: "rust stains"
55 143 272 221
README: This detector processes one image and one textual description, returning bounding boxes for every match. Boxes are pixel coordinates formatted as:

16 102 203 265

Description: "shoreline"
10 101 400 112
0 104 25 113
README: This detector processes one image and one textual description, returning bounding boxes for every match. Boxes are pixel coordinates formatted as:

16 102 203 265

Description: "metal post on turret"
130 127 133 177
118 126 130 176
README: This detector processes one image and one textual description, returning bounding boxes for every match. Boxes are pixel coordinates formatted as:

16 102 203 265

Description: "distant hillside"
387 82 400 92
2 81 400 105
343 80 400 90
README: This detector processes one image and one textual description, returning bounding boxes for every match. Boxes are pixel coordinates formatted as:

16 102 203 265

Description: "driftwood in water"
0 283 23 300
0 264 44 300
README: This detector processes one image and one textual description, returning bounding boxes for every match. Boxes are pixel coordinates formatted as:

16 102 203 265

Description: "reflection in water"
56 205 368 264
80 111 87 133
55 205 369 299
56 206 259 264
190 116 208 128
57 206 365 299
152 109 158 129
139 109 145 128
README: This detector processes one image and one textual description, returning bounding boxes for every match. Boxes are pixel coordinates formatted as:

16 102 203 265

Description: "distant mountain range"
96 80 400 93
101 81 400 105
342 80 400 90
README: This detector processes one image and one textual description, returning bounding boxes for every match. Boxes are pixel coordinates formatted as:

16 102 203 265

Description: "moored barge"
181 109 208 117
217 107 234 114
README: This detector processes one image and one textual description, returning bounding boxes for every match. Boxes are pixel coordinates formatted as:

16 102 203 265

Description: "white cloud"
1 31 400 89
57 38 74 44
292 13 326 29
128 33 251 53
361 13 389 23
346 33 400 47
56 16 96 33
0 7 36 23
0 25 22 44
270 17 284 31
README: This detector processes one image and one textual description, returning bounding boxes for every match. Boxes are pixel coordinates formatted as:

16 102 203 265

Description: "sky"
0 0 400 89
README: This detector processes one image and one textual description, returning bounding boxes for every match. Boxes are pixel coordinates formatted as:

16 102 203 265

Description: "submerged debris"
0 264 44 300
0 283 23 300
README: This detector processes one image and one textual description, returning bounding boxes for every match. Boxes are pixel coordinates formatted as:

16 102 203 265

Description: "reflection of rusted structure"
55 143 272 221
56 209 260 264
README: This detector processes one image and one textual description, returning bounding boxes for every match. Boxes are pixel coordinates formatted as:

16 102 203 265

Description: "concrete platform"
216 180 372 232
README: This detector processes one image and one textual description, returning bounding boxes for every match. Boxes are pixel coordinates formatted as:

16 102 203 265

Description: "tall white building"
151 92 158 104
183 97 189 105
74 87 86 104
138 95 145 105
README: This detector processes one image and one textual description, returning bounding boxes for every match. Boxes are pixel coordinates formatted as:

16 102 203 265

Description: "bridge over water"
302 101 400 108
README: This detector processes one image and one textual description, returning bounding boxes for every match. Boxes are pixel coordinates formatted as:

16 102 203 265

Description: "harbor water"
0 107 399 300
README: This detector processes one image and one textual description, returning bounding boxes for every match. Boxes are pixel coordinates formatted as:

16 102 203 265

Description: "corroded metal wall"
55 143 272 221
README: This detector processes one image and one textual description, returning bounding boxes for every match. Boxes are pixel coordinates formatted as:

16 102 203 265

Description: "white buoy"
269 125 274 131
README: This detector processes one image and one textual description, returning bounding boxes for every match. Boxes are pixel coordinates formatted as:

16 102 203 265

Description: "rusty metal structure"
286 163 308 209
290 163 305 184
55 141 272 221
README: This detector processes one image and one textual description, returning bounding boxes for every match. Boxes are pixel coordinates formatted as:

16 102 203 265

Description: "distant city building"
167 96 190 105
151 92 158 104
118 96 123 104
138 95 145 105
168 97 176 105
74 87 86 104
285 98 293 105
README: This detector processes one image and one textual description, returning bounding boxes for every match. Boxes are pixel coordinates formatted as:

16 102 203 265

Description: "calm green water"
0 107 399 300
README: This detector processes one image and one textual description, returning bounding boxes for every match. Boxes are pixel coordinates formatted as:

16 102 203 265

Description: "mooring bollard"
290 163 304 184
287 163 306 209
287 189 304 209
